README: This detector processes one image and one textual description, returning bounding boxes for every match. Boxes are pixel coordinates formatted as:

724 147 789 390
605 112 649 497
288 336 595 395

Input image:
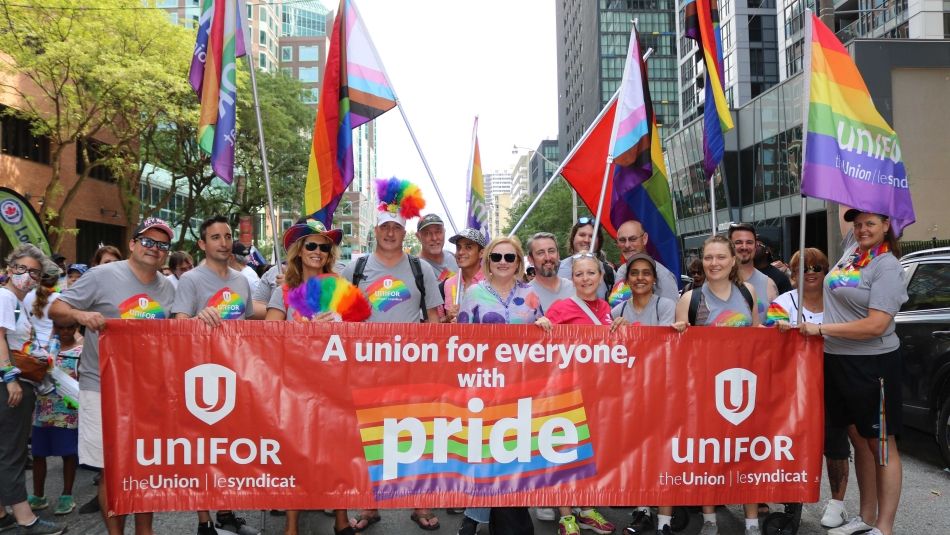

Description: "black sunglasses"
135 237 171 251
802 265 826 273
304 242 333 253
489 252 517 263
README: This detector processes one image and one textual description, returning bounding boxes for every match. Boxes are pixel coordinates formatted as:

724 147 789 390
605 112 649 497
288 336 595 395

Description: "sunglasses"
526 267 536 276
572 252 596 260
576 217 593 225
801 265 826 273
10 263 42 278
489 252 517 263
304 242 333 253
135 237 171 251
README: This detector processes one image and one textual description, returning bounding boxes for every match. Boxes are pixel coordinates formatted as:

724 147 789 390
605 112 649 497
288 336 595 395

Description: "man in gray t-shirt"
610 220 679 306
416 213 458 282
342 252 442 323
526 232 575 313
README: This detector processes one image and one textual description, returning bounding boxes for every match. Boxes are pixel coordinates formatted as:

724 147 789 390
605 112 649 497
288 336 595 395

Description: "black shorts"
824 349 902 439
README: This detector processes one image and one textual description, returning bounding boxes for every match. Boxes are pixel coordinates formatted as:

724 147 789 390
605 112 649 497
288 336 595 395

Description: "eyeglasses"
489 252 517 263
728 222 756 232
617 233 644 244
135 237 171 251
304 242 333 253
10 263 41 278
802 265 826 273
572 252 596 260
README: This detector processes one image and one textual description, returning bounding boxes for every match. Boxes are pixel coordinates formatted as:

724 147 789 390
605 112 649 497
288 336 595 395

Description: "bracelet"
3 366 21 383
818 325 823 336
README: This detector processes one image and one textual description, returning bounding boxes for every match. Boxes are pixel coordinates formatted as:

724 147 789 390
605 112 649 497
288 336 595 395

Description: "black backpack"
687 283 754 326
351 255 429 322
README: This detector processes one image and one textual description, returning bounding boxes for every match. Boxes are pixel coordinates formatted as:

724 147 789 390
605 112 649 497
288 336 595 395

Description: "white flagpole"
709 168 718 235
351 0 459 234
797 10 816 324
464 116 478 231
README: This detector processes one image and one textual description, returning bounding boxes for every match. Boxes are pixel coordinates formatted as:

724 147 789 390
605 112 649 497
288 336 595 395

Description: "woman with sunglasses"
799 208 907 535
265 219 354 535
534 252 616 535
0 244 66 534
557 218 615 300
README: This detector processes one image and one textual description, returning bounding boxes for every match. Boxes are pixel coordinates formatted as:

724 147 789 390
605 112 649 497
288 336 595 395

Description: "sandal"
410 510 441 531
350 510 381 532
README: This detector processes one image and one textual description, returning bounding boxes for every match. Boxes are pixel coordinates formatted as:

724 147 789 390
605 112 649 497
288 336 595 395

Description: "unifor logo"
715 368 756 426
0 200 23 224
185 364 236 425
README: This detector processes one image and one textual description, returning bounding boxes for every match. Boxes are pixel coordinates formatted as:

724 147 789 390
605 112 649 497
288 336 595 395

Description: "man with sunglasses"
610 220 679 306
50 217 177 535
728 223 778 324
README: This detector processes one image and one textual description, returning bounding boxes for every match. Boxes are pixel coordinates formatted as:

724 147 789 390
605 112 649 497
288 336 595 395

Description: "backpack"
352 255 429 322
688 283 754 326
602 260 615 292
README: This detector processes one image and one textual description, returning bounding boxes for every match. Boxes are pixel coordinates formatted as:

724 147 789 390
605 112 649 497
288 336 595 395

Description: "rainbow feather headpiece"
375 177 425 227
284 274 371 323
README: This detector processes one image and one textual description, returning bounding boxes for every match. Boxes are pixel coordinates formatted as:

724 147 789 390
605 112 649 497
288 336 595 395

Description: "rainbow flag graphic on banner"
801 13 915 234
353 374 595 499
189 0 246 184
305 0 397 224
684 0 734 178
466 125 490 241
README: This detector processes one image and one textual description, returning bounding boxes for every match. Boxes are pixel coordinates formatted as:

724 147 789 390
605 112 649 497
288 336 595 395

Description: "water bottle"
47 335 61 358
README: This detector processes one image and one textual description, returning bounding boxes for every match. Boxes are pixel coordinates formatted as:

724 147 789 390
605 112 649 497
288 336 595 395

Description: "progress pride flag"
100 321 823 515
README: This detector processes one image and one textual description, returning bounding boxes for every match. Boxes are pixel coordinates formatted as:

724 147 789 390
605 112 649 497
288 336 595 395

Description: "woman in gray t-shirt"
610 253 682 330
800 208 908 535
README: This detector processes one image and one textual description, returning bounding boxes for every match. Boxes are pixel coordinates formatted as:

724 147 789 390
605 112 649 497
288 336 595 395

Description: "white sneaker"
534 508 557 521
699 521 719 535
864 530 883 535
745 526 761 535
821 499 848 528
827 516 873 535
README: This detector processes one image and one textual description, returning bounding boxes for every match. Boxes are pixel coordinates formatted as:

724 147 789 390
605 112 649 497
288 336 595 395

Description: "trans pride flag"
801 13 915 234
466 121 490 241
305 0 397 224
189 0 246 184
684 0 734 179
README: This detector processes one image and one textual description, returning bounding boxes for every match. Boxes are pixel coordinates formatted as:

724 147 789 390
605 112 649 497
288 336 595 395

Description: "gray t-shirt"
253 264 281 304
529 277 575 314
171 264 252 320
611 294 676 326
695 284 755 327
342 254 443 323
421 250 459 282
823 231 907 355
558 257 610 300
612 261 680 304
744 267 772 324
58 260 176 392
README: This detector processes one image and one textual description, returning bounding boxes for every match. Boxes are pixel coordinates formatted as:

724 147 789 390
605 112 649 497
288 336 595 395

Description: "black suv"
897 247 950 467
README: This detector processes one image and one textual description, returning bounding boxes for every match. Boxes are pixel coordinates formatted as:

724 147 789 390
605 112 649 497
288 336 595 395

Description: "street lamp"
512 145 577 222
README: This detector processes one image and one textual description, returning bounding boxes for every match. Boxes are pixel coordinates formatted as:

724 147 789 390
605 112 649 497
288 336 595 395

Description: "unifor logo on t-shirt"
206 287 246 319
118 293 167 319
366 275 411 312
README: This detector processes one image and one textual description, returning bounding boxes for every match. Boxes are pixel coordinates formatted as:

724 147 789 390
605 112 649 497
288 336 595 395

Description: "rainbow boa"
285 274 371 322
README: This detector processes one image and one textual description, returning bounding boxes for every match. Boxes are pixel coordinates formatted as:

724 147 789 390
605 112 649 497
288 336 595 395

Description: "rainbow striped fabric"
684 0 734 179
305 0 397 223
801 13 915 234
609 26 651 170
466 124 490 240
353 374 596 499
189 0 246 184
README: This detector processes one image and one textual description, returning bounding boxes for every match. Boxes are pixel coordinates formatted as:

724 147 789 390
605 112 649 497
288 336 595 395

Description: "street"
23 428 950 534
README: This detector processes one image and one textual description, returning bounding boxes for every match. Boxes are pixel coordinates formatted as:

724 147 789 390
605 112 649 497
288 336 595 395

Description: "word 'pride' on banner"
100 321 823 515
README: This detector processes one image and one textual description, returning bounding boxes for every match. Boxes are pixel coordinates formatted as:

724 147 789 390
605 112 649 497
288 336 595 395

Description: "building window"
302 88 318 104
0 108 51 164
259 30 266 46
298 45 319 62
259 53 267 70
299 67 319 83
75 138 116 183
281 46 292 61
342 222 353 236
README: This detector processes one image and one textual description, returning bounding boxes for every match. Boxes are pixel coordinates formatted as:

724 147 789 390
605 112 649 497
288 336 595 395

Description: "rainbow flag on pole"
305 0 397 224
189 0 246 184
801 13 915 234
466 121 490 241
684 0 734 179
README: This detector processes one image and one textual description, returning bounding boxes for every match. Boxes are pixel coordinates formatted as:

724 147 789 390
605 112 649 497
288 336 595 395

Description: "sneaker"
215 512 260 535
821 500 848 528
457 516 479 535
828 516 873 535
53 496 74 516
16 518 65 535
27 496 48 512
197 521 218 535
559 515 581 535
447 509 466 515
77 495 99 515
535 508 556 521
699 521 719 535
624 509 652 534
576 509 614 534
745 526 761 535
864 530 883 535
0 514 15 532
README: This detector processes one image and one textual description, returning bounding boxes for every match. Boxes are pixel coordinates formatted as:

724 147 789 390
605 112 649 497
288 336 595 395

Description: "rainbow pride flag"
466 120 490 240
684 0 734 179
305 0 397 224
189 0 246 184
801 13 915 234
352 374 595 499
609 25 651 171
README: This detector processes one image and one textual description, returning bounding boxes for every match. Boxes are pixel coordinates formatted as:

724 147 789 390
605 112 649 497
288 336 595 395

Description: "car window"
903 261 950 312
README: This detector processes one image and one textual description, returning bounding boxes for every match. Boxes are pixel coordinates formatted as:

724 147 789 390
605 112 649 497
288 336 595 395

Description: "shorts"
78 390 104 468
823 355 853 460
31 426 79 458
824 349 902 439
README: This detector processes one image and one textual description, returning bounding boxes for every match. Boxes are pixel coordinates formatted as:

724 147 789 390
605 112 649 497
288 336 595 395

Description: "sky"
332 0 560 233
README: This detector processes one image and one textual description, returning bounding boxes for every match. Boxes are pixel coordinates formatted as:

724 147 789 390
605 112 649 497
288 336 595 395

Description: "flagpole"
709 168 718 235
464 116 478 229
797 10 816 325
237 0 282 269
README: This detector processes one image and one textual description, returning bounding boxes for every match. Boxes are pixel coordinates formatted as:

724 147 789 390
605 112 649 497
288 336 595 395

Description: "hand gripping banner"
100 320 823 515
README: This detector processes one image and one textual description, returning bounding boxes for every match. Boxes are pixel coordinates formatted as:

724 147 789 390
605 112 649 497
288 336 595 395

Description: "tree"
0 0 194 249
504 179 620 262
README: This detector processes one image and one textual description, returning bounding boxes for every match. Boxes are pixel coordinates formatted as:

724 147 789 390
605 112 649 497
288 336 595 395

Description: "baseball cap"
232 242 251 256
448 227 488 249
67 263 89 275
624 252 658 275
843 208 888 222
133 217 173 240
417 214 444 232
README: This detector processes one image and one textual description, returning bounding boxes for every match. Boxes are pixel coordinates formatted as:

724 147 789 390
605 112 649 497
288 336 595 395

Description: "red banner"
100 320 824 515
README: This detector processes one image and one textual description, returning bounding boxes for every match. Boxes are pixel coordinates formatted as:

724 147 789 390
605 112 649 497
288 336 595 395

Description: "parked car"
896 247 950 467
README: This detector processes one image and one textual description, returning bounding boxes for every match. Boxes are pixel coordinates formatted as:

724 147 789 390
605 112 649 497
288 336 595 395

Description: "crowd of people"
0 177 906 535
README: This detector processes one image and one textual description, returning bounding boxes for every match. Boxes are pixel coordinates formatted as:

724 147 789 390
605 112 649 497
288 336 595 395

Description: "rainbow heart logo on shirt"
711 310 752 327
366 276 411 312
118 294 166 320
207 287 245 319
826 266 861 289
607 282 631 307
